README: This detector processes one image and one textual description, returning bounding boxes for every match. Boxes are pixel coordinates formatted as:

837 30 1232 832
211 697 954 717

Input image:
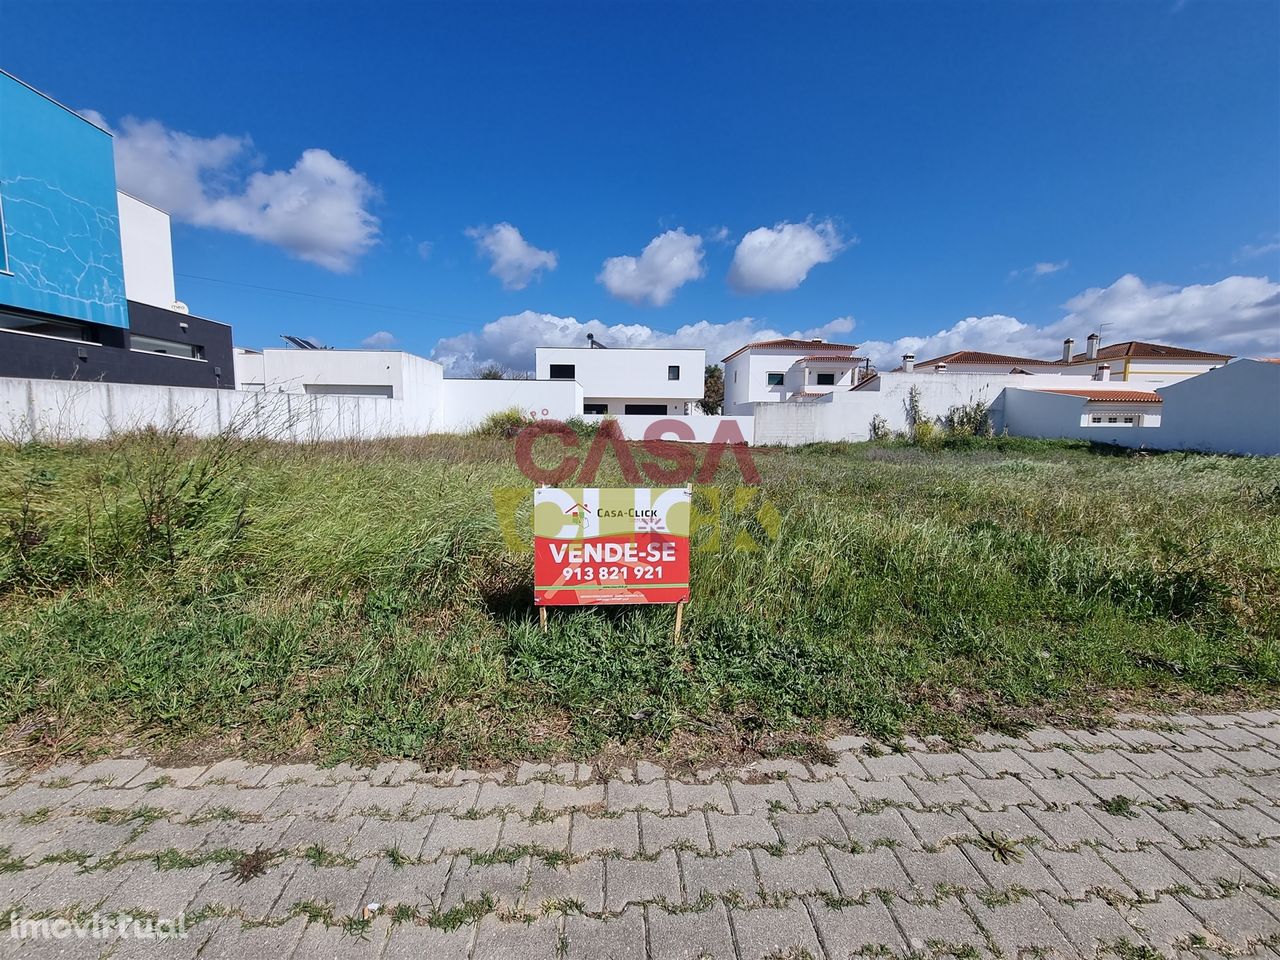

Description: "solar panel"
280 335 328 350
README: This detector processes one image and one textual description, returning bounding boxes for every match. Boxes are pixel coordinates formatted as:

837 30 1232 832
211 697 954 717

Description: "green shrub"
946 400 994 437
469 408 534 438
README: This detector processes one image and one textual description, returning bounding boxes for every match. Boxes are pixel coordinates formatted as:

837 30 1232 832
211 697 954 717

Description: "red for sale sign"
533 487 692 606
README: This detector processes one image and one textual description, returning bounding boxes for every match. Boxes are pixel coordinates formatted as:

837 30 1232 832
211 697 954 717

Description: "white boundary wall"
0 377 423 443
0 376 615 443
1004 360 1279 456
754 371 1040 444
583 414 755 443
440 379 582 432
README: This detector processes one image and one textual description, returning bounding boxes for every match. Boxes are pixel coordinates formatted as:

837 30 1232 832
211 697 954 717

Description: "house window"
767 372 785 386
1 309 97 342
549 363 575 379
583 403 608 415
816 372 836 386
1088 412 1142 427
624 403 667 415
131 334 203 359
668 365 680 380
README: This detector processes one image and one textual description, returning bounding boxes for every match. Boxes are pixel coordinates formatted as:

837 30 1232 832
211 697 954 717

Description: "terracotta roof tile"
1069 341 1232 362
798 354 862 363
1034 388 1163 403
912 350 1062 367
721 338 858 363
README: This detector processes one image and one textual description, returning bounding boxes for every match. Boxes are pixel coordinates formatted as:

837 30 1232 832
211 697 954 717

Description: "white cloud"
361 331 398 348
1237 237 1280 261
465 222 557 290
858 274 1280 369
431 311 855 376
1009 259 1069 279
728 219 845 293
432 273 1278 377
416 241 434 261
81 111 379 272
1058 274 1279 355
597 229 706 306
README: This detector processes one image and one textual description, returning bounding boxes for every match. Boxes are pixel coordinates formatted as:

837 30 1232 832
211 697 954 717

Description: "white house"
722 338 868 414
1063 337 1231 386
232 346 583 433
895 336 1231 387
534 344 705 415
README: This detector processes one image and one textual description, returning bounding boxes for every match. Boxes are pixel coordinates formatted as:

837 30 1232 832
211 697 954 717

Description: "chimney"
1062 338 1074 363
902 353 915 373
1095 362 1111 382
1086 333 1100 360
934 362 948 373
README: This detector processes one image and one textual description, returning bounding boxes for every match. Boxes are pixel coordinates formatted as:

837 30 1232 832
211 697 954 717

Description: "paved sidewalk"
1 711 1278 959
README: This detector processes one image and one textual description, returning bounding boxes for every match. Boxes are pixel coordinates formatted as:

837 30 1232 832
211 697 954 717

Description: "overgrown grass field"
1 430 1277 767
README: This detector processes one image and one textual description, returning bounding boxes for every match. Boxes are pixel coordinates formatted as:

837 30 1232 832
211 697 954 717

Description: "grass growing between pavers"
0 431 1277 766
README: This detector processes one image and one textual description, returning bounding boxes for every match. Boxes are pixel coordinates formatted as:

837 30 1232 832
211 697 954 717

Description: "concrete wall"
117 192 176 310
535 347 705 404
439 378 582 432
1001 390 1163 446
755 371 1027 444
1004 360 1279 455
0 376 410 444
582 414 755 443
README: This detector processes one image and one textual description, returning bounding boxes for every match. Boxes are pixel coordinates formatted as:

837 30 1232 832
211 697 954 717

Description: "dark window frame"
766 372 785 386
623 403 668 415
1 309 99 343
549 363 576 380
130 333 203 360
583 403 609 415
816 372 836 386
667 365 680 380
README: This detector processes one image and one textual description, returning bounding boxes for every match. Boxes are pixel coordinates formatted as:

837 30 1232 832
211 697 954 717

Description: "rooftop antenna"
587 332 608 349
1096 321 1112 343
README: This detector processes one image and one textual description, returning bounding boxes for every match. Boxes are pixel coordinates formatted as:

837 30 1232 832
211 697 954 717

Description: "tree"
699 364 724 415
475 363 533 381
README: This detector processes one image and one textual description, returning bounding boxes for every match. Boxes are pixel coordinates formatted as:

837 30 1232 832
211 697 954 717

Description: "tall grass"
0 431 1276 765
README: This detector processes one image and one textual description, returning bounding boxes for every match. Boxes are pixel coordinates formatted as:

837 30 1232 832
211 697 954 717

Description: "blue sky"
6 0 1279 370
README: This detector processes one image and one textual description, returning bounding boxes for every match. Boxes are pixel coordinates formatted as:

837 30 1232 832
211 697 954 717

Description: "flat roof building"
0 69 233 390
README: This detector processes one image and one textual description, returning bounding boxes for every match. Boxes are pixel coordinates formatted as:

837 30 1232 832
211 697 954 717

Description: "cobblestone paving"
1 711 1279 959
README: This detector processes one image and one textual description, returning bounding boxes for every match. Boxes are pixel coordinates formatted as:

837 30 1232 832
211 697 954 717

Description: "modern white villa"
534 343 705 416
